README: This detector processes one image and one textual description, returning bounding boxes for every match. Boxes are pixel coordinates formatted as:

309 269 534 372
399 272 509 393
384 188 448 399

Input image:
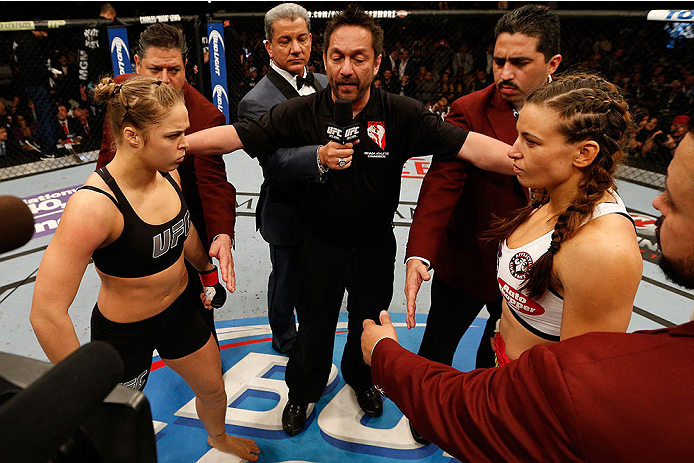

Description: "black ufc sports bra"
79 167 190 278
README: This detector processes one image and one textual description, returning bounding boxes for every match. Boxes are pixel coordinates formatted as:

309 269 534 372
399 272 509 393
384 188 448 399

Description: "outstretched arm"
240 94 327 182
364 312 577 462
185 125 244 156
456 132 514 175
261 145 324 182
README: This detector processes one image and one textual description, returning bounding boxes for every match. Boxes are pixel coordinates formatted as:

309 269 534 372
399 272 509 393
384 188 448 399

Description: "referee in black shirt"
187 5 514 436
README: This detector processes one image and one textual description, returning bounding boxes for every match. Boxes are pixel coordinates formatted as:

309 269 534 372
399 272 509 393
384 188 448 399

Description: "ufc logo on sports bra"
152 210 191 259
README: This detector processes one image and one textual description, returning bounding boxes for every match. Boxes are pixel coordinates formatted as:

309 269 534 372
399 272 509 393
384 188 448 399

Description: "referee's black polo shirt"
234 85 468 245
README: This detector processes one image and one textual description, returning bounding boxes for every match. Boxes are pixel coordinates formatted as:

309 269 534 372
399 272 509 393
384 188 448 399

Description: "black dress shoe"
409 421 430 445
355 387 383 417
282 401 307 436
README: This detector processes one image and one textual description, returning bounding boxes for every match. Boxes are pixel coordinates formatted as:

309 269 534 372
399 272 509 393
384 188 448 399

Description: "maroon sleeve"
371 338 583 462
189 107 236 243
405 98 471 263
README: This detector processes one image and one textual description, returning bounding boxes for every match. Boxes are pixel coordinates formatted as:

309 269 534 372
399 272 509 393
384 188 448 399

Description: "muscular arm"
30 191 115 363
185 124 244 156
456 131 514 175
557 215 642 339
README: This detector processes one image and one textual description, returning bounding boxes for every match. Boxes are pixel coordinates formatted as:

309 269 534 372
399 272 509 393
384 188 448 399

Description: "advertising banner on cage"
107 26 133 76
207 22 230 124
647 10 694 21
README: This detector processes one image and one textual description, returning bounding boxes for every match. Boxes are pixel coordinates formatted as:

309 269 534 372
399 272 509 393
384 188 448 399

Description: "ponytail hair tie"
548 240 561 254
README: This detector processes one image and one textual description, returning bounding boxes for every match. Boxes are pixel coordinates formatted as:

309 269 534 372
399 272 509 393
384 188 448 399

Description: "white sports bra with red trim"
496 192 633 341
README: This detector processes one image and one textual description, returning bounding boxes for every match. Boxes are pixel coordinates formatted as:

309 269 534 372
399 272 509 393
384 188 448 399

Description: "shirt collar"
319 84 381 120
270 60 306 91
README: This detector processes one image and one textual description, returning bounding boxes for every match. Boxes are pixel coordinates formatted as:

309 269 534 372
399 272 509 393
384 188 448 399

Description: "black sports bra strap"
159 170 183 196
78 185 119 208
94 167 135 215
95 167 124 199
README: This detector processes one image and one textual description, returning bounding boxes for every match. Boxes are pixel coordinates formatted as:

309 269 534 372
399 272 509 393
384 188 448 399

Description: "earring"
547 74 553 84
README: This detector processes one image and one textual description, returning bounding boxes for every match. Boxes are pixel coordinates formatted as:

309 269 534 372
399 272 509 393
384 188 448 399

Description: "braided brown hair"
487 72 632 300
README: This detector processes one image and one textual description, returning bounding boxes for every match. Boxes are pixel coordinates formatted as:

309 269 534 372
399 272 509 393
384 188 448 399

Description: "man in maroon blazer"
363 119 694 461
97 23 236 343
405 5 562 386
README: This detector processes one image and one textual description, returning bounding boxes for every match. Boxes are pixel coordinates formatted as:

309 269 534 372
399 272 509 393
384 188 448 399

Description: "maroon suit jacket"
96 74 235 248
406 84 526 301
373 321 694 462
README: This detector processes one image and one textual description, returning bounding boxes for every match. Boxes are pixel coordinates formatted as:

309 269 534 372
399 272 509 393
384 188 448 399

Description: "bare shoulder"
60 174 120 248
580 211 638 251
559 212 642 276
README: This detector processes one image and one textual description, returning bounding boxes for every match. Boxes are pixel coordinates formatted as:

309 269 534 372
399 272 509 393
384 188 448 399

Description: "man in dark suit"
72 107 98 152
96 23 236 344
0 125 24 167
404 4 561 443
238 2 328 356
53 104 81 156
363 116 694 463
396 48 418 81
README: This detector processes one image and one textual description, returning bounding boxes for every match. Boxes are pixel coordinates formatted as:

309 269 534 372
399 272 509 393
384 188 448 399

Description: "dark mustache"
497 80 518 89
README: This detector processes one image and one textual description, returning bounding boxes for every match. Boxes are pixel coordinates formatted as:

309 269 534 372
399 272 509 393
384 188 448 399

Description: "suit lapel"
266 67 300 99
487 86 531 202
313 74 324 92
487 88 518 145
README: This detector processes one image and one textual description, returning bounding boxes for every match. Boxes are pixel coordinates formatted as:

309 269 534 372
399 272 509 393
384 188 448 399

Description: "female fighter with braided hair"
487 72 643 365
30 76 259 460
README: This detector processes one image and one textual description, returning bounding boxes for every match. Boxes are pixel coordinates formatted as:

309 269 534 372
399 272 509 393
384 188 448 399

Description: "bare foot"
207 433 260 461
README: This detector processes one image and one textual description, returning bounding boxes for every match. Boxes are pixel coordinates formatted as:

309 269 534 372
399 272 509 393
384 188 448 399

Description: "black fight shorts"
90 286 212 390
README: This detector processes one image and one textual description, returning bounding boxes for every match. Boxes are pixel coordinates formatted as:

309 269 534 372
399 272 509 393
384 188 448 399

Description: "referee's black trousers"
286 230 396 405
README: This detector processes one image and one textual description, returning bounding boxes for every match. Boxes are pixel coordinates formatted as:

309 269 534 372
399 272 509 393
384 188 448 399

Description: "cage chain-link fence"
1 9 693 188
0 16 202 180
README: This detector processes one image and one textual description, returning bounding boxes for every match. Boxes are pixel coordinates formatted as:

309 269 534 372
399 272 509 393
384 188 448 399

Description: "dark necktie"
0 142 5 156
296 71 315 89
